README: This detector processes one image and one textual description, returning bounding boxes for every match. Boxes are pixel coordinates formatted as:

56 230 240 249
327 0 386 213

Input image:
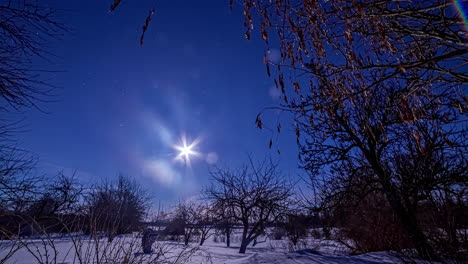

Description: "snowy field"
0 232 424 264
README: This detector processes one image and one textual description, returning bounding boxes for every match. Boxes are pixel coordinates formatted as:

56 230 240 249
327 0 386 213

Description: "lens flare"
454 0 468 30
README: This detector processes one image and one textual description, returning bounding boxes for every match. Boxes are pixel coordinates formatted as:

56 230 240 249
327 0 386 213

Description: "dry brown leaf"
140 9 155 46
279 74 285 93
293 82 300 93
261 28 268 41
109 0 122 12
413 131 424 153
255 114 263 129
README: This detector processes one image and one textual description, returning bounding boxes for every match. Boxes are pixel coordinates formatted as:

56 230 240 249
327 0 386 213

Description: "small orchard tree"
174 201 200 246
196 203 215 246
211 200 235 247
174 201 215 246
206 158 293 253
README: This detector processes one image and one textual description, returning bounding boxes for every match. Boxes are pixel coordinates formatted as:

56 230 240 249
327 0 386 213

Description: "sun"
177 142 195 160
174 135 200 165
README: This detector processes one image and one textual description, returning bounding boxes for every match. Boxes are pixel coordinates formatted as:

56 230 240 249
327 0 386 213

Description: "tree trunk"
107 231 115 243
239 228 250 253
142 230 153 254
199 233 206 246
383 184 438 260
367 152 438 260
397 207 437 261
226 227 230 247
239 239 249 254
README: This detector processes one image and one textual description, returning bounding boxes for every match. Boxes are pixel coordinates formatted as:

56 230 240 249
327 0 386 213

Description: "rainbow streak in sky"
453 0 468 30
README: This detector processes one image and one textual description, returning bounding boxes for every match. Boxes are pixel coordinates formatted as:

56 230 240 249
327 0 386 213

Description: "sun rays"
173 135 201 166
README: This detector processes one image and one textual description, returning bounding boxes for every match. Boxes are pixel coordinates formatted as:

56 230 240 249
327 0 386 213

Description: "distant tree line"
0 173 149 241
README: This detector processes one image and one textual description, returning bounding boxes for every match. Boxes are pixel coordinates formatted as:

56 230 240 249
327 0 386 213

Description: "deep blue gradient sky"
22 0 301 204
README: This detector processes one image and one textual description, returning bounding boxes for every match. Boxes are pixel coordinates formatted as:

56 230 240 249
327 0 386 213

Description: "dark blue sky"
22 0 301 204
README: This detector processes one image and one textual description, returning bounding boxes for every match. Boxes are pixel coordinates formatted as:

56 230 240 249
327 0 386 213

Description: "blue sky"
21 0 302 204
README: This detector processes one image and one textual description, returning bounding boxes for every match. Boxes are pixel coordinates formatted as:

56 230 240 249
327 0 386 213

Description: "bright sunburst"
174 135 200 165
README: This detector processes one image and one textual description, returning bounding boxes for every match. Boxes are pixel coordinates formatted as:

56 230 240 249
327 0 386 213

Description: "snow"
0 233 425 263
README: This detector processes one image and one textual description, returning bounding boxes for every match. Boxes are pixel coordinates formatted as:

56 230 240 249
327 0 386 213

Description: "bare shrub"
336 193 413 253
310 229 322 240
236 0 467 261
284 214 309 246
0 211 200 263
271 226 285 240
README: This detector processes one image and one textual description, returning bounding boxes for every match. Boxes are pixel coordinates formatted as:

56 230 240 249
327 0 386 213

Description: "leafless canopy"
87 174 150 242
205 158 293 253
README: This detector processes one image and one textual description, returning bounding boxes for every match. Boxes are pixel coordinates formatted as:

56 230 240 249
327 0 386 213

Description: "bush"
337 193 412 253
284 214 309 245
310 229 322 239
271 226 285 240
87 175 149 241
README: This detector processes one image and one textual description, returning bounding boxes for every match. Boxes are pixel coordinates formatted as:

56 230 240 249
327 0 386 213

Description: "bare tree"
172 200 215 246
237 0 467 260
27 171 83 218
87 174 150 242
0 1 65 111
206 158 293 253
0 170 84 242
0 142 38 213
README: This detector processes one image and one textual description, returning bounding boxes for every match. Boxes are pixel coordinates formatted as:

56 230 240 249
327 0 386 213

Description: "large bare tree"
237 0 467 260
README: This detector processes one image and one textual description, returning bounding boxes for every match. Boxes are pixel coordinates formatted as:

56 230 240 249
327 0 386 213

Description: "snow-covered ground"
0 233 422 263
